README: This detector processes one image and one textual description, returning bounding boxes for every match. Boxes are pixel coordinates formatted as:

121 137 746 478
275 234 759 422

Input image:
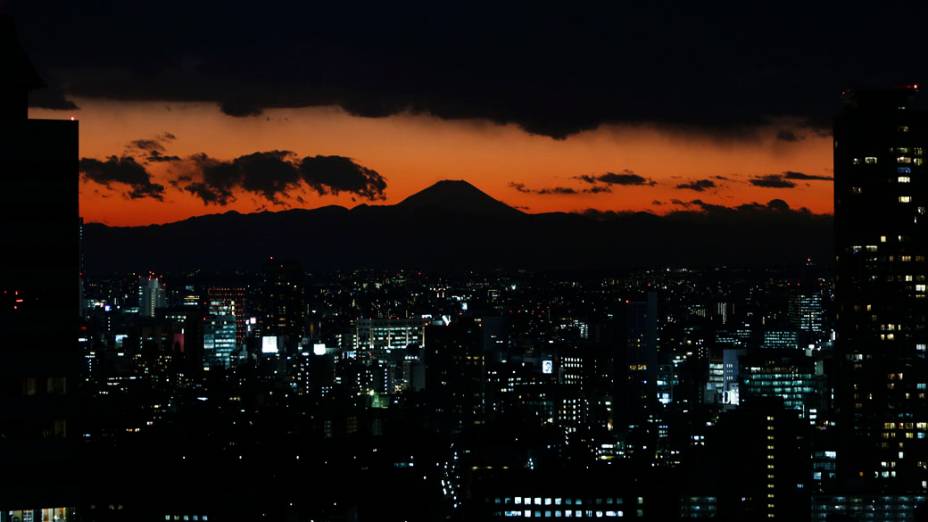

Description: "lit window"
899 177 911 183
900 196 912 203
865 157 879 164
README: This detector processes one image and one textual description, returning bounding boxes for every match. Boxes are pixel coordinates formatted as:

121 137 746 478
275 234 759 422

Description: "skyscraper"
834 85 928 491
0 15 80 506
207 286 246 349
138 274 167 317
261 258 304 349
203 289 242 368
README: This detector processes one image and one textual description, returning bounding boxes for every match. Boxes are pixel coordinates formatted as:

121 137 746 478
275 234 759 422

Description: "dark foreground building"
834 85 928 494
0 15 80 515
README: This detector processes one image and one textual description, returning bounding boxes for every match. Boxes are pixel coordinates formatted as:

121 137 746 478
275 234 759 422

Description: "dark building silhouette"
834 85 928 492
261 258 305 350
682 399 809 521
426 317 488 431
0 15 80 508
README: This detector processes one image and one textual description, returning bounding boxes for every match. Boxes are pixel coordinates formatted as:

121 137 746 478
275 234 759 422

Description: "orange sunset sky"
32 99 833 227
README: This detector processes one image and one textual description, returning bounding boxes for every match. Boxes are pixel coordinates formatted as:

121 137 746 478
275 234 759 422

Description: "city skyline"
3 3 928 521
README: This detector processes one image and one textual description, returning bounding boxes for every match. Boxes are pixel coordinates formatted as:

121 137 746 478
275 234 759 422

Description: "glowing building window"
865 157 879 165
899 196 912 203
899 176 911 183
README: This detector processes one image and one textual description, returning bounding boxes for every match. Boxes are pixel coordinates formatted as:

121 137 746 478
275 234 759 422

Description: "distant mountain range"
83 179 833 274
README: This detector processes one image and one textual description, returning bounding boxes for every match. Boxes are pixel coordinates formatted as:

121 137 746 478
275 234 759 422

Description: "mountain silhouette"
395 179 524 218
83 180 833 274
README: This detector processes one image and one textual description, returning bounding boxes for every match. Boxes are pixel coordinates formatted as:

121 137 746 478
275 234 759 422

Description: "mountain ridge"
82 180 833 273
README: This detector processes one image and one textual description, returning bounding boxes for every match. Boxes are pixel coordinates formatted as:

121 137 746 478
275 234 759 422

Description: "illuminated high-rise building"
207 286 246 349
138 274 166 317
204 292 239 369
834 85 928 491
740 351 824 420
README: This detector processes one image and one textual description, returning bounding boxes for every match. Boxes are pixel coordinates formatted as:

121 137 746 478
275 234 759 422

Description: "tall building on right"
834 85 928 492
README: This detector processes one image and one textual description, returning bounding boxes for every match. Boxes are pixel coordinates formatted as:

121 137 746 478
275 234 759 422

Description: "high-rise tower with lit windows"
834 85 928 491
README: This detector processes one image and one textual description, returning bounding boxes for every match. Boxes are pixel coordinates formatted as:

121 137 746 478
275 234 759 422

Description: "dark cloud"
126 133 180 163
783 170 833 181
681 198 803 215
510 182 578 195
16 3 928 139
146 150 182 162
79 156 165 200
238 151 302 203
28 86 78 110
509 182 613 195
183 181 229 205
219 99 263 118
128 139 166 152
676 179 717 192
575 170 655 186
178 151 386 205
776 129 805 142
300 155 387 200
749 174 797 188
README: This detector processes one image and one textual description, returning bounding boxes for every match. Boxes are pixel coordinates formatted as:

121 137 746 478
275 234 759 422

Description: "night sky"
11 1 927 225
